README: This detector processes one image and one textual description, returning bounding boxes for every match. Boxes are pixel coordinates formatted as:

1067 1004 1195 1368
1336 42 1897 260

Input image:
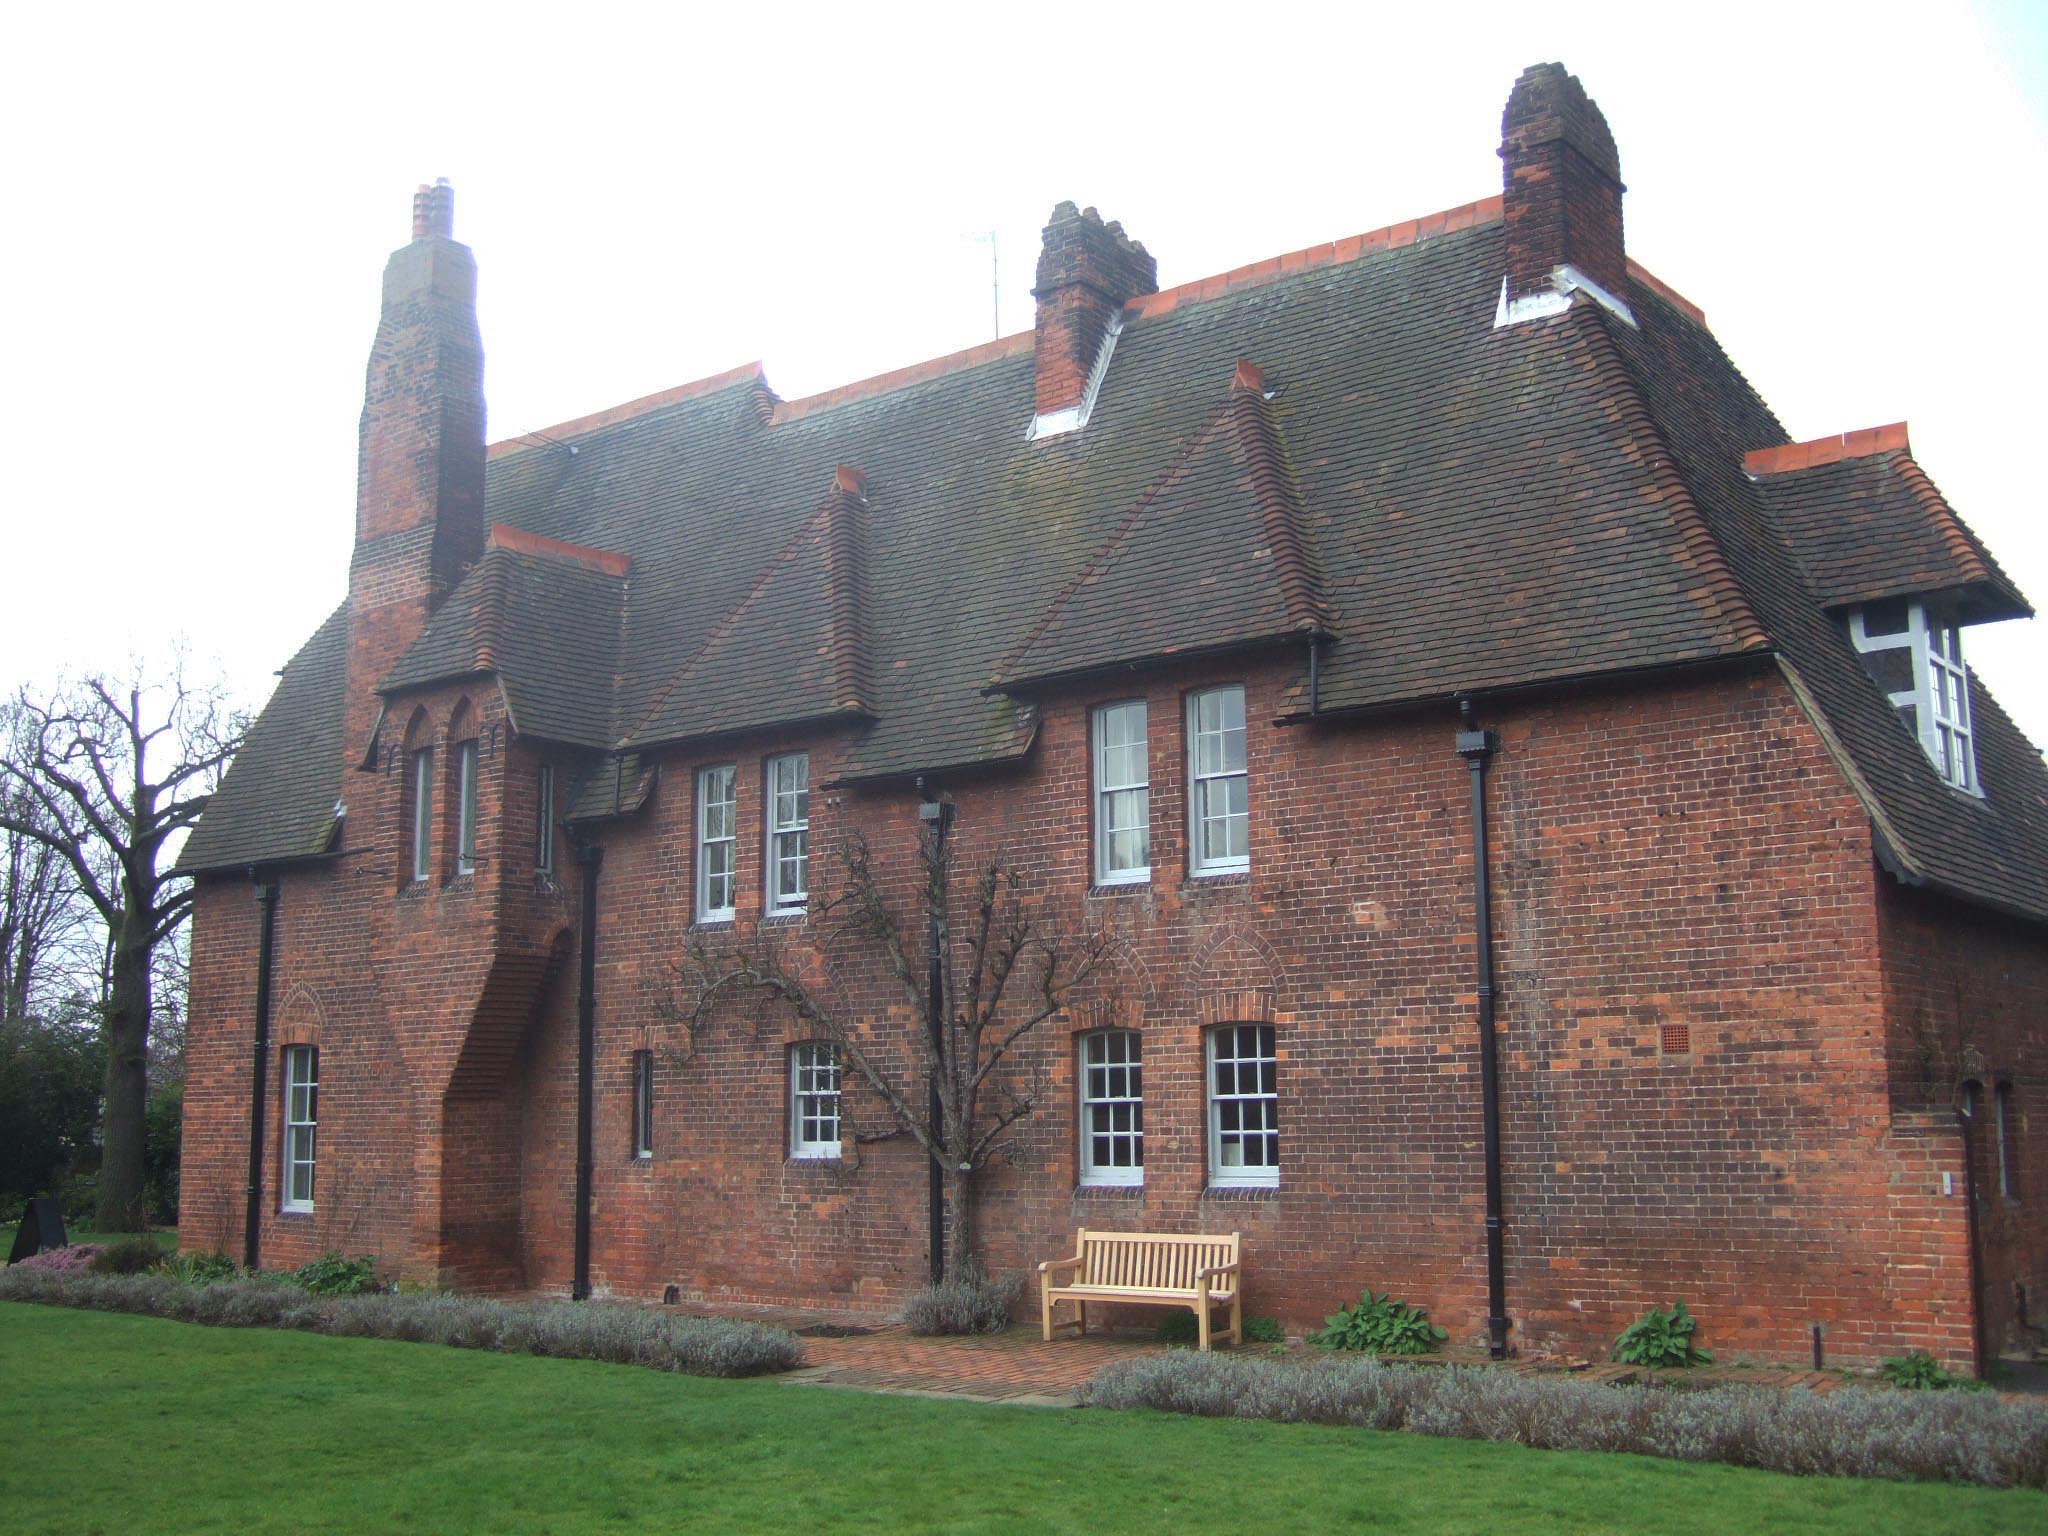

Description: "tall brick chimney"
345 179 486 761
1030 202 1156 436
1499 64 1627 315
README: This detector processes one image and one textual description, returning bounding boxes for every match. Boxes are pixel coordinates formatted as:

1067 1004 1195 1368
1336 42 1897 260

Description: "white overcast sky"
3 1 2044 750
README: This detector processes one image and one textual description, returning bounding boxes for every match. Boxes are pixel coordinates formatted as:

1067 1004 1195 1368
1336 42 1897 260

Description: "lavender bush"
899 1265 1020 1336
1081 1352 2048 1490
11 1244 103 1275
0 1266 802 1378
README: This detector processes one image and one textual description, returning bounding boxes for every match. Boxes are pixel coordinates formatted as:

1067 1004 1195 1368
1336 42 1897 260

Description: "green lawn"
1 1303 2040 1535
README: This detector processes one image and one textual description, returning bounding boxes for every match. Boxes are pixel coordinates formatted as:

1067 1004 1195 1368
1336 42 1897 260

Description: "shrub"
898 1264 1019 1336
1614 1300 1712 1367
90 1236 168 1276
1310 1288 1447 1354
12 1243 102 1275
290 1252 382 1296
1881 1352 1987 1392
172 1250 239 1285
1080 1352 2048 1489
59 1171 98 1225
1156 1312 1198 1343
0 1267 802 1378
1243 1315 1286 1344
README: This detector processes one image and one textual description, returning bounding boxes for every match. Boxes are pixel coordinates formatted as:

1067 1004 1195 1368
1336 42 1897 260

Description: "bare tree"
0 775 98 1019
0 665 242 1230
680 812 1122 1278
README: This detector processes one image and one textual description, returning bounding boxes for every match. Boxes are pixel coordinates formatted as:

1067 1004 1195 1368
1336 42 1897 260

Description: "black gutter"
243 877 280 1271
1455 698 1511 1359
572 837 604 1300
917 779 953 1283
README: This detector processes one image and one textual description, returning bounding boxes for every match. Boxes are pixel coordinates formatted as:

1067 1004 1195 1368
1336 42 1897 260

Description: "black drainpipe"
917 779 953 1283
1456 698 1511 1359
572 837 604 1301
243 877 280 1271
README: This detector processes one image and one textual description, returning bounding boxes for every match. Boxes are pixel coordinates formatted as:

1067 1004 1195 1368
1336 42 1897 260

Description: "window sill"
1202 1183 1278 1201
278 1206 315 1218
1186 869 1250 888
1075 1182 1144 1197
763 908 809 926
442 874 477 895
788 1151 844 1165
693 916 737 932
1088 879 1151 898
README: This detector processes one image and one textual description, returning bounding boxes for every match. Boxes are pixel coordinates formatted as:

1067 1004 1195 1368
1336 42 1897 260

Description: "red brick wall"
185 656 2023 1369
1878 882 2048 1367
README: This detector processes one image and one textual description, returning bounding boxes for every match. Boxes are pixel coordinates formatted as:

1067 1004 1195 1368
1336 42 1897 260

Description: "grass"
2 1305 2042 1534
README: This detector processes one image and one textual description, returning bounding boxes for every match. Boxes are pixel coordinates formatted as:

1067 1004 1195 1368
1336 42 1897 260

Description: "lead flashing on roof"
1494 263 1638 330
1027 312 1123 442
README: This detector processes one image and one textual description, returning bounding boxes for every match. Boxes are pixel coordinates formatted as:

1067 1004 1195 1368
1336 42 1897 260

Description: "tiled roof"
995 365 1326 690
1605 285 2048 924
1753 440 2030 622
379 530 628 747
176 605 347 873
186 204 2048 924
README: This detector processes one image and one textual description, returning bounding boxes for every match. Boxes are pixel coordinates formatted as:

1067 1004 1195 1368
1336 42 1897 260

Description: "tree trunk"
942 1161 977 1280
95 910 152 1231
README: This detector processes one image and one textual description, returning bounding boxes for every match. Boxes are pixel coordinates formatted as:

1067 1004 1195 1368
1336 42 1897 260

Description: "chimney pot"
411 178 456 242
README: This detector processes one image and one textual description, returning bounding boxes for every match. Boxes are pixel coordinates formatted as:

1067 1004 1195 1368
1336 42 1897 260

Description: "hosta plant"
1613 1300 1712 1367
1310 1289 1447 1355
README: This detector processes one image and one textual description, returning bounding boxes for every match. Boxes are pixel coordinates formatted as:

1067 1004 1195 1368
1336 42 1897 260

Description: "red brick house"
178 63 2046 1373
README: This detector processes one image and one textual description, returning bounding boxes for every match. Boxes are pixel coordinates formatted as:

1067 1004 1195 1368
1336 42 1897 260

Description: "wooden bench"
1038 1229 1242 1350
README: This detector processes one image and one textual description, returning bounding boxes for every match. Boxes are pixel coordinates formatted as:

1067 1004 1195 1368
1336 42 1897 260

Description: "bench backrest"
1077 1230 1239 1291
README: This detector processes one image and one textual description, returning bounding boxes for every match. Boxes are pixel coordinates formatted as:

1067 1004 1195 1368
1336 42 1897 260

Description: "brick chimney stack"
345 179 486 762
1499 64 1626 310
1031 202 1157 431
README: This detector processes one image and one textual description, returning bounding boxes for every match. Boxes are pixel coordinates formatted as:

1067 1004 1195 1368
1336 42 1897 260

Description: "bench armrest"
1196 1261 1240 1282
1038 1255 1084 1277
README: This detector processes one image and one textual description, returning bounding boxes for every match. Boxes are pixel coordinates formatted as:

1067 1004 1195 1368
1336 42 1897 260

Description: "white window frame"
408 748 433 883
1206 1024 1278 1188
1092 702 1150 886
766 753 809 914
455 739 479 875
1849 601 1980 795
789 1041 841 1159
1079 1029 1144 1186
1187 686 1250 875
631 1049 654 1161
696 765 737 923
282 1045 318 1213
535 764 555 875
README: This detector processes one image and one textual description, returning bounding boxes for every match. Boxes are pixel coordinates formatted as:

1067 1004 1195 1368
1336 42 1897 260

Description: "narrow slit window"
535 764 555 875
455 739 479 876
697 765 737 922
1996 1082 2016 1199
408 749 433 884
1079 1030 1143 1185
1207 1024 1277 1187
1093 702 1150 885
766 754 809 914
790 1041 841 1158
1188 687 1249 875
632 1050 654 1160
282 1046 318 1212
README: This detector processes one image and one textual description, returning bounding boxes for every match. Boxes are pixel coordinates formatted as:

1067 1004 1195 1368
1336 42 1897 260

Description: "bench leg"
1228 1292 1242 1348
1197 1302 1211 1352
1075 1301 1086 1337
1041 1283 1054 1342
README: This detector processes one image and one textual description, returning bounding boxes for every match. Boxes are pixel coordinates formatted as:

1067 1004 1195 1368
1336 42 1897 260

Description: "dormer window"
1848 600 1979 794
